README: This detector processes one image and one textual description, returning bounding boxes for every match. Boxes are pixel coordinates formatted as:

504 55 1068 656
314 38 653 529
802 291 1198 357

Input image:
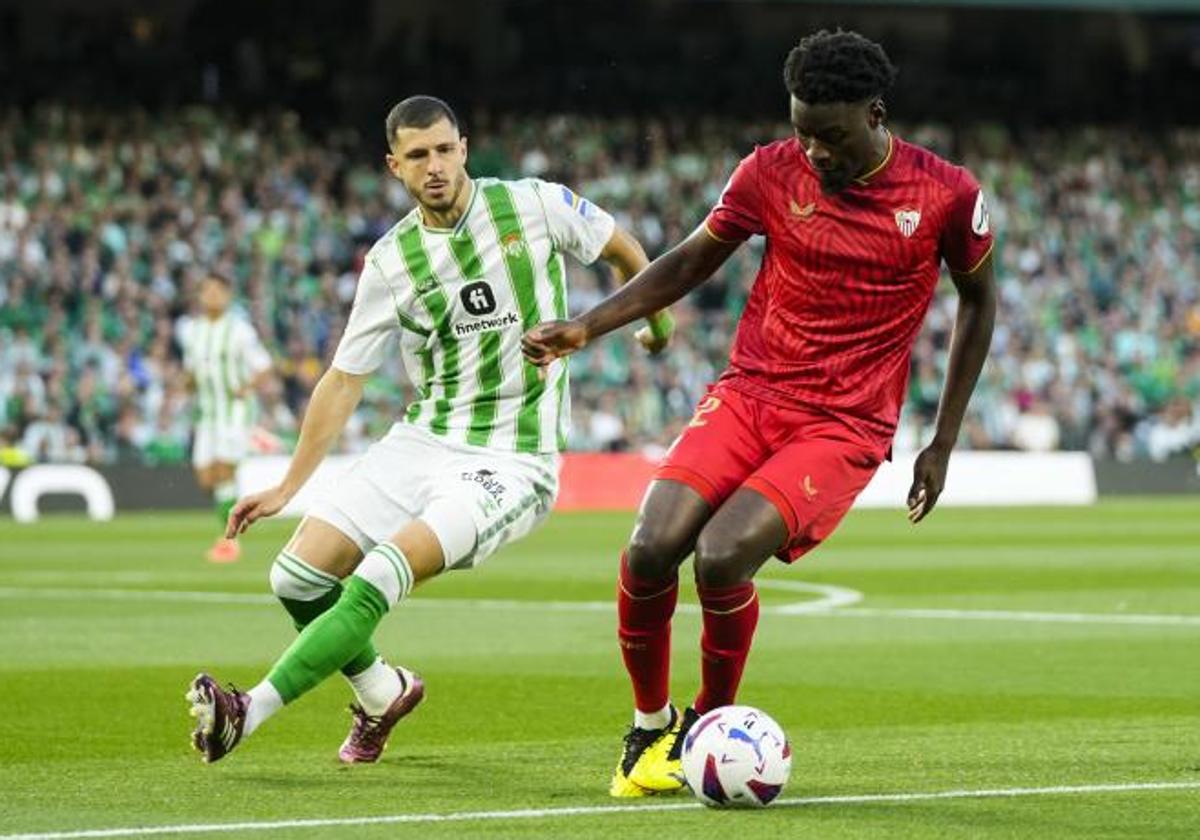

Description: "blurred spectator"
1145 398 1200 462
1 104 1197 463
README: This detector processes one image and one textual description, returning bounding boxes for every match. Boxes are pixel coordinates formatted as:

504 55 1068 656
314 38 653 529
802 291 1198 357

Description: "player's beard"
817 166 853 194
421 172 466 212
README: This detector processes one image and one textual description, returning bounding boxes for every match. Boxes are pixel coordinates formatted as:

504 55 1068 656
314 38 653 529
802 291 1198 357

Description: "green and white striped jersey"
180 312 272 428
332 177 615 454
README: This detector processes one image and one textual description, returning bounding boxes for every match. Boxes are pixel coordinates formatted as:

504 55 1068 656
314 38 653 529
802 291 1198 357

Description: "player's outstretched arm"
226 367 366 537
908 254 997 523
597 225 673 355
522 226 739 365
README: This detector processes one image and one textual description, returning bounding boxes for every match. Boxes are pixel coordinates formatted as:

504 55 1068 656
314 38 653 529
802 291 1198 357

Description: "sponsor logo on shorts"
802 474 818 500
461 468 507 509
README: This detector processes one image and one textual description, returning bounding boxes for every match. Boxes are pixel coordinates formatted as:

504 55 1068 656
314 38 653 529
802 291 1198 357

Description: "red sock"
617 552 678 715
694 581 759 714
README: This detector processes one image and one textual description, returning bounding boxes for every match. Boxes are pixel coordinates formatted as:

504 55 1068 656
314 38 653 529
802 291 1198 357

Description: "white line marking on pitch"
1 586 1198 626
3 780 1198 839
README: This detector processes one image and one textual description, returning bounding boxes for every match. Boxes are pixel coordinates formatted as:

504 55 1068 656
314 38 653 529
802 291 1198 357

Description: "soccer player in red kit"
523 29 996 797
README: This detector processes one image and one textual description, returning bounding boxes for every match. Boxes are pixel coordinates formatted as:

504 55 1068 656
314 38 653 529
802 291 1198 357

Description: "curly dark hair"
783 30 898 104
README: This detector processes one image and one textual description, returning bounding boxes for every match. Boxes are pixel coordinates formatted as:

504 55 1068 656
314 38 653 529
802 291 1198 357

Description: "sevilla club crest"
894 207 921 238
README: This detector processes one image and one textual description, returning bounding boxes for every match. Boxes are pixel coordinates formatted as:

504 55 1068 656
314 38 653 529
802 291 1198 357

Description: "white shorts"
192 408 250 468
307 423 559 570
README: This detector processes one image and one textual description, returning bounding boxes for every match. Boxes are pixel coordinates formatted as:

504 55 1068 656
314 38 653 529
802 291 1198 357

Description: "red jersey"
704 132 994 455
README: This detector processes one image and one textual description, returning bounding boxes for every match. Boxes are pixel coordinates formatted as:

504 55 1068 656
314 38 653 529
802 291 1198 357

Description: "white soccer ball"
680 705 792 808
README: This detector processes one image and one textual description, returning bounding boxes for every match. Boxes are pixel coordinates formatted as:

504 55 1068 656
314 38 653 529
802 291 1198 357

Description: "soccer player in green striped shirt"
187 95 674 764
180 271 272 564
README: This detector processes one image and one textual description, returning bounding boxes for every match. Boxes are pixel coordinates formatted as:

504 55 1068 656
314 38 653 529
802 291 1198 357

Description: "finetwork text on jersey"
453 312 520 337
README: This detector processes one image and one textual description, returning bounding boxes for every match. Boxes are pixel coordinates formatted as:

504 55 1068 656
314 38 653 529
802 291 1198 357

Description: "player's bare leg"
642 488 788 791
613 479 711 796
189 518 440 763
204 462 241 563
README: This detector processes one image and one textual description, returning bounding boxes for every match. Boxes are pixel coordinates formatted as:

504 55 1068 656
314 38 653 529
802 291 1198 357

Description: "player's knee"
626 523 687 580
693 529 756 588
269 552 330 601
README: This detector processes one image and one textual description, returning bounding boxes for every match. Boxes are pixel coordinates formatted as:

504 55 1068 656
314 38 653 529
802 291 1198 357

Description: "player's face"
198 279 231 314
386 118 469 213
790 96 880 193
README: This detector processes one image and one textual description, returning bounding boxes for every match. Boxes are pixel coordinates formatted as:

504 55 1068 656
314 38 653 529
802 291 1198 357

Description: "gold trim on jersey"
702 221 737 243
955 240 996 276
854 129 895 185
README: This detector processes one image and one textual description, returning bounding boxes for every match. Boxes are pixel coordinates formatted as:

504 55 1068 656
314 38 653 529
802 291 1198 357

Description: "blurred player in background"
186 95 673 765
179 271 272 563
523 29 997 796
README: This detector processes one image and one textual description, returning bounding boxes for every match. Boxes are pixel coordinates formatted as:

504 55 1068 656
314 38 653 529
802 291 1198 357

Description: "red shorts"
655 382 883 562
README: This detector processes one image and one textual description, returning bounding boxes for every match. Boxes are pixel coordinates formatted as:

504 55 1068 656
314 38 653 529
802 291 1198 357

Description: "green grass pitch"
1 498 1198 838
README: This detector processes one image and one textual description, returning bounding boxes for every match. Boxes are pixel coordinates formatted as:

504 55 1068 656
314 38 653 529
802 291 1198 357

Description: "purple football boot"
338 668 425 764
187 673 249 763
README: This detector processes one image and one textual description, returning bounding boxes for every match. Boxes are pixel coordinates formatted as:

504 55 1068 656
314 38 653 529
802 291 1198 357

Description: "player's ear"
869 99 887 128
460 134 469 164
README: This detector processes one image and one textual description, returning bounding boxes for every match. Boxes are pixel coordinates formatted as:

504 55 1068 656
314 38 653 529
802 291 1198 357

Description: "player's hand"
226 485 292 538
634 325 670 355
907 443 951 524
522 320 589 366
634 311 674 355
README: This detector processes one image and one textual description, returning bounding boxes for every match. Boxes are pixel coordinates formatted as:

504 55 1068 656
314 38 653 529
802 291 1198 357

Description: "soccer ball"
680 705 792 808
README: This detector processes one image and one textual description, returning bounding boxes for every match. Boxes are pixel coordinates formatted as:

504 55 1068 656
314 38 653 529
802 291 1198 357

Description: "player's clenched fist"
521 320 589 366
225 485 292 538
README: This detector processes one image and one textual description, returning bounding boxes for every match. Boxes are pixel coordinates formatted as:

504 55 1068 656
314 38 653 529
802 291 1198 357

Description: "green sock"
272 550 378 676
267 576 390 702
278 584 379 677
214 480 238 527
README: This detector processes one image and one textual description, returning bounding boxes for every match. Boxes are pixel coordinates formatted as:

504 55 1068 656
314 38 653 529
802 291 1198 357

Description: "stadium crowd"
1 104 1198 466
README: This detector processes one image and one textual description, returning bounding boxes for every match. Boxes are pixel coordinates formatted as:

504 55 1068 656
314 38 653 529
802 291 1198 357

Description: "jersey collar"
853 129 895 186
419 179 478 236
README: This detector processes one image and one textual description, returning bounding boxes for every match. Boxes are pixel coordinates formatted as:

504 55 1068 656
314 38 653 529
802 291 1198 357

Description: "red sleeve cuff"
703 217 750 244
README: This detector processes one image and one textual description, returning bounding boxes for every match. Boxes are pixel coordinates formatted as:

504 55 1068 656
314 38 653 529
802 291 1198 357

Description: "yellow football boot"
629 706 700 793
609 707 680 797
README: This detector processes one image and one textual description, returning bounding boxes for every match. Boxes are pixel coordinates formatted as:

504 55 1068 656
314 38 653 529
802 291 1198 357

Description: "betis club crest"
501 232 526 259
894 207 921 238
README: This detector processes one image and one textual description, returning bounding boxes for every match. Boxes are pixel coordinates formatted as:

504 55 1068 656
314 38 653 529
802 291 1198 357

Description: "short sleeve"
174 317 194 371
536 180 616 265
940 167 994 274
704 150 765 242
332 259 399 375
238 321 272 377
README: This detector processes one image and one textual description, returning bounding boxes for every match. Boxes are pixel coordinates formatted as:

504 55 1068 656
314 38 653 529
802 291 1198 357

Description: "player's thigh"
209 461 236 483
746 437 881 563
303 434 427 568
213 417 249 465
692 488 790 587
423 450 558 573
284 515 365 579
655 385 769 509
193 464 216 490
626 479 712 579
382 518 446 587
634 384 770 576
